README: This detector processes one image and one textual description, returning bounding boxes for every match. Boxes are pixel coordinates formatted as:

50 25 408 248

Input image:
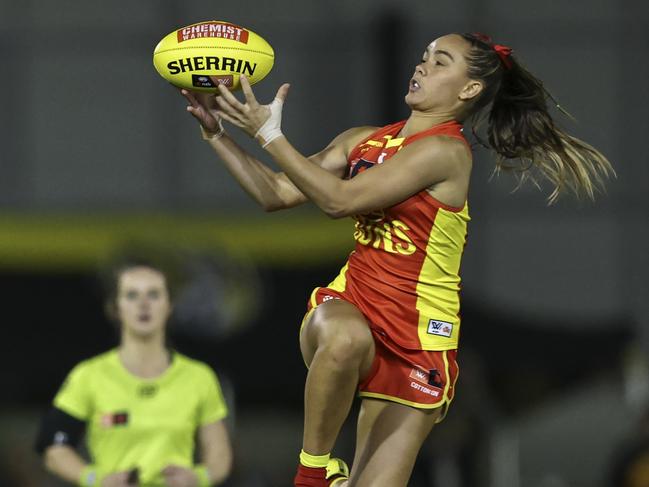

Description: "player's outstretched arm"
215 77 468 218
182 90 355 211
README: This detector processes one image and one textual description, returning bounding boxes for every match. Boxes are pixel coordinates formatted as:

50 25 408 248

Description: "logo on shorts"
427 319 453 338
410 367 444 389
409 368 430 385
410 381 440 397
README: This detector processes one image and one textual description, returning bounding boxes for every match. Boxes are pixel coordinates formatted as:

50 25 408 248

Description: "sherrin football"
153 21 274 92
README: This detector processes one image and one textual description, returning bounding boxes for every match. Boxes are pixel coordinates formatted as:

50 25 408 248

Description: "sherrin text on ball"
153 20 274 92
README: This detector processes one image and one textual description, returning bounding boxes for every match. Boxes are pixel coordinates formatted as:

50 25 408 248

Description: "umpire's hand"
162 465 200 487
101 471 138 486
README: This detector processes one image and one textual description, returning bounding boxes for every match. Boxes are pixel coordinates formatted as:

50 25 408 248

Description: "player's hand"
214 75 290 145
101 471 137 487
161 465 200 487
181 89 224 135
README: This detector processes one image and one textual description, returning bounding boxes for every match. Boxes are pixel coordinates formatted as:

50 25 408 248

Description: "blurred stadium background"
0 0 647 486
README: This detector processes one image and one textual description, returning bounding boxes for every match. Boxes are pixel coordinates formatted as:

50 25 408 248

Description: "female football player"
181 32 613 487
36 258 233 486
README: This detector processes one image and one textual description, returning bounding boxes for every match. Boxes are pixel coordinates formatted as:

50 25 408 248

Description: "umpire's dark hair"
99 253 177 325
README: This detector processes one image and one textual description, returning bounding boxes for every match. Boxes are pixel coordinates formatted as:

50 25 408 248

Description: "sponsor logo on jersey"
322 295 339 302
177 22 249 44
427 319 453 338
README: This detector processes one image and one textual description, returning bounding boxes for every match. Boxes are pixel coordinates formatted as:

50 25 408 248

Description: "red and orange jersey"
310 120 470 351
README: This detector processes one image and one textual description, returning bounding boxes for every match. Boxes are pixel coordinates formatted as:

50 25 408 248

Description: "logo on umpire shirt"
427 319 453 338
100 411 129 428
138 384 158 397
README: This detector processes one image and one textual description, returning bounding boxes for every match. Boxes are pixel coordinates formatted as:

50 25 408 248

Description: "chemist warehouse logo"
177 22 250 43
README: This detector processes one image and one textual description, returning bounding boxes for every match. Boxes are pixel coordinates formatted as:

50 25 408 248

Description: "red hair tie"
493 44 513 70
471 33 513 70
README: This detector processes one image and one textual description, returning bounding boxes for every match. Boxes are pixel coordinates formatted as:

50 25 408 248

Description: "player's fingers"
215 110 246 128
214 94 244 119
239 75 259 106
217 83 246 111
107 472 129 486
200 92 219 110
162 464 183 472
275 83 291 103
215 98 247 128
185 105 201 118
180 89 200 108
185 106 212 126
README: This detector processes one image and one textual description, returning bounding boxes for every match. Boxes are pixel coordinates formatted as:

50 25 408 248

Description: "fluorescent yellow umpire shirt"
53 350 228 486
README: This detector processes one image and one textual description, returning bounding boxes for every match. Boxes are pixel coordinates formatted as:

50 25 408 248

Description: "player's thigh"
299 299 374 373
349 398 441 487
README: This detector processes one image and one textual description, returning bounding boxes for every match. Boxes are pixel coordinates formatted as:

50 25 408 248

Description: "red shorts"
303 287 459 420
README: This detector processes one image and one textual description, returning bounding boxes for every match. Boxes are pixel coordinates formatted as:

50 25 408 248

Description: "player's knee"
305 301 373 367
316 324 373 368
319 333 370 368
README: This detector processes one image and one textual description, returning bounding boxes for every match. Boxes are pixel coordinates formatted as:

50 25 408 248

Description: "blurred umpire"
35 257 233 486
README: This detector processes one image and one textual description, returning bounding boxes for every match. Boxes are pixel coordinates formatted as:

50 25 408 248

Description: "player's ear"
459 79 483 101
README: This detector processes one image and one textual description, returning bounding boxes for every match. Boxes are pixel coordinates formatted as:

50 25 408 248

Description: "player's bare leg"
343 398 442 487
300 300 375 454
296 300 375 484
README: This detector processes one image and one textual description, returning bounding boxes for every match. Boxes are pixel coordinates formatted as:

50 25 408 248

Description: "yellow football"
153 21 274 92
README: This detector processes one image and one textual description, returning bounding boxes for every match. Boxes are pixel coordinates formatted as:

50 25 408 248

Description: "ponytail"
461 33 614 203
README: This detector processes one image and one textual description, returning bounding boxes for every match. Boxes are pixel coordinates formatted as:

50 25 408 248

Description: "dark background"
0 1 647 486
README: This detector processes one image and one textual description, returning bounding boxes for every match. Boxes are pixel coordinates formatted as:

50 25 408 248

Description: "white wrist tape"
255 97 284 148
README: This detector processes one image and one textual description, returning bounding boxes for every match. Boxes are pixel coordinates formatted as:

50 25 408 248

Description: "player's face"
405 34 481 113
116 267 171 339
